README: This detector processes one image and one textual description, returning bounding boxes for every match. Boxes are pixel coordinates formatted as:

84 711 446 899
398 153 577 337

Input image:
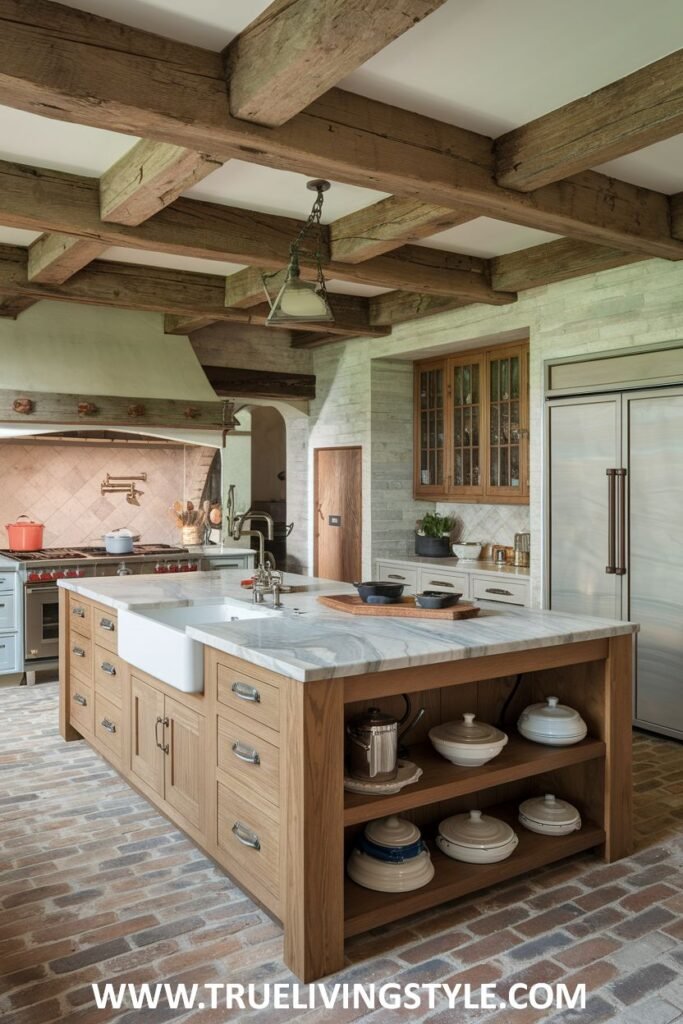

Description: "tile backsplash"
435 501 530 548
0 441 215 549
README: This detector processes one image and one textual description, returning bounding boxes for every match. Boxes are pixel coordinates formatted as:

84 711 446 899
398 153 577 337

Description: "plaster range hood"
0 302 227 443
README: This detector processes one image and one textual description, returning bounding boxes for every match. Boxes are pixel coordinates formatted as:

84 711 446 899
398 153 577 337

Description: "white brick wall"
310 257 683 601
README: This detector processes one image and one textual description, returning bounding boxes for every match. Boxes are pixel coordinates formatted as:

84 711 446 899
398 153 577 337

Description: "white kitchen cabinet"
0 568 20 674
375 558 530 607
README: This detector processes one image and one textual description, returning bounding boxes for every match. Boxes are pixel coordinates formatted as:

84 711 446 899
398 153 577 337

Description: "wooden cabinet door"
414 359 447 497
130 675 164 797
164 696 205 832
485 343 529 502
446 351 486 498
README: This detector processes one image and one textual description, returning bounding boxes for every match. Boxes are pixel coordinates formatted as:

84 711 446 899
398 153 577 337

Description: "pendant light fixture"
262 180 334 325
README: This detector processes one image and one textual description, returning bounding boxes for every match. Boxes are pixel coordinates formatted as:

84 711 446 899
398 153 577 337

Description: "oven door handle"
25 585 59 593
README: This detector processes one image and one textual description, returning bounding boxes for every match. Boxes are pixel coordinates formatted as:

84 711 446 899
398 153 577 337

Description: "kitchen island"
58 571 636 982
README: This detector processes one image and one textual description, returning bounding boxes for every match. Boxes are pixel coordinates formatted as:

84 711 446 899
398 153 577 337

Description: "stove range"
0 543 188 562
0 547 88 561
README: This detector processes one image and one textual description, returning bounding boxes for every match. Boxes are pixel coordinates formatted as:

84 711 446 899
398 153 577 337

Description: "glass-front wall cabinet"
414 342 529 503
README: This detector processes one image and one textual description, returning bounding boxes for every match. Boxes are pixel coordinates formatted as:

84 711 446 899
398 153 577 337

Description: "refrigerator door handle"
606 469 617 574
615 468 627 575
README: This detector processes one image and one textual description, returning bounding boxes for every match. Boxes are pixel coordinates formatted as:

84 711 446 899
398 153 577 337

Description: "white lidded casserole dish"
429 713 508 767
518 794 582 836
436 809 519 864
348 815 434 892
517 696 587 746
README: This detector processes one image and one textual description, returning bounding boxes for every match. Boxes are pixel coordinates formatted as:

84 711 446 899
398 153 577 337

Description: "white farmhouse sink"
118 600 275 693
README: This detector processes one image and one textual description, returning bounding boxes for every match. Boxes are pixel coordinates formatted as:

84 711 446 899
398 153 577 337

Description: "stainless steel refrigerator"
547 387 683 740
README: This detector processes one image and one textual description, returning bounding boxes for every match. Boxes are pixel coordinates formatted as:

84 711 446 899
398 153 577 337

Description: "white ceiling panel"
417 218 561 258
0 227 41 246
185 160 388 219
57 0 271 49
342 0 683 136
0 105 136 176
594 135 683 195
101 247 245 278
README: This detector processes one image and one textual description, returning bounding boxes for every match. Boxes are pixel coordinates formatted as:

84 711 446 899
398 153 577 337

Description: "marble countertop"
59 570 637 683
376 555 530 578
184 545 254 557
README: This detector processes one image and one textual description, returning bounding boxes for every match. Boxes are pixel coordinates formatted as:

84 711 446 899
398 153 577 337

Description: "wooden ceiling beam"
496 49 683 192
99 139 221 225
203 364 316 401
224 0 446 127
671 192 683 239
0 244 387 339
330 197 476 262
1 1 681 260
27 233 107 284
369 290 470 326
0 160 515 301
491 238 648 293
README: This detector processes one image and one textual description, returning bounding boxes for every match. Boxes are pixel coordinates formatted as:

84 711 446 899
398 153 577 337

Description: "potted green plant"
415 513 456 557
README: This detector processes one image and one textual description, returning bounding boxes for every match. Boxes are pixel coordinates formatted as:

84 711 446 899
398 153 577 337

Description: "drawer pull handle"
73 692 87 706
429 580 454 588
99 618 115 632
231 741 260 765
0 603 5 608
485 587 513 596
231 821 260 850
154 716 169 753
231 681 260 703
101 718 117 734
387 574 405 580
100 661 117 676
72 645 86 657
72 607 86 618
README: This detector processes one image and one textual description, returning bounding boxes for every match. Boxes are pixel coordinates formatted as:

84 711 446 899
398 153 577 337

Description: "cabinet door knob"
429 580 454 588
100 661 117 676
101 718 117 734
231 741 260 765
387 574 405 581
72 607 85 618
73 692 87 706
231 821 260 850
99 618 115 632
154 715 169 753
231 681 260 703
72 645 86 657
485 587 513 596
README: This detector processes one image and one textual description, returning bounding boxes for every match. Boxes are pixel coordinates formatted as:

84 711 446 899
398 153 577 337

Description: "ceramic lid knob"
463 713 476 726
547 696 559 708
469 809 483 822
544 794 556 805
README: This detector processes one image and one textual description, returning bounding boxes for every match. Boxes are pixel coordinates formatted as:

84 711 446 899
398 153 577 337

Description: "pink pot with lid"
5 515 44 551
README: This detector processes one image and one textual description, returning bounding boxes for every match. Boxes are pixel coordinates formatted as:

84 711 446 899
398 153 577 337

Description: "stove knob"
40 571 52 581
54 570 65 580
28 571 41 582
64 569 75 578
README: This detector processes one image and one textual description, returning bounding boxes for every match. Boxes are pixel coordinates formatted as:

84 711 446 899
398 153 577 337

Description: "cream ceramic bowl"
347 847 435 892
519 794 582 836
436 809 519 864
451 542 482 561
429 713 508 767
517 696 587 746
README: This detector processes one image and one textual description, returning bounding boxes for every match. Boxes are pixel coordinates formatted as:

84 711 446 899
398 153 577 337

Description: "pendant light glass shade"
266 268 334 324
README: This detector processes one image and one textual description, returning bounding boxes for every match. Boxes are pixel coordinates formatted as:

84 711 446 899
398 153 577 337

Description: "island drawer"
70 678 94 734
0 593 16 632
69 634 93 682
217 713 280 814
94 693 123 762
69 596 92 638
471 576 530 606
217 664 280 733
0 634 18 673
217 780 279 898
417 568 469 594
376 564 418 593
94 645 124 707
93 607 118 653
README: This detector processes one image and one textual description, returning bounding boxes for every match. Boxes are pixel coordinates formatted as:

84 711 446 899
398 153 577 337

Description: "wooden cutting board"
317 594 481 620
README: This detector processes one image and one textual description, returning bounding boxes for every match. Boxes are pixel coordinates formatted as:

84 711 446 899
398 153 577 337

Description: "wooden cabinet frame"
414 341 529 503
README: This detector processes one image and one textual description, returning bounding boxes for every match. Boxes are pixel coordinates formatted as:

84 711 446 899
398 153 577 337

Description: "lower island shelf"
344 802 604 936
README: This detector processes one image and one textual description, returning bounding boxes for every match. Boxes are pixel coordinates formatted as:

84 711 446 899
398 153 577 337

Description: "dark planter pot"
415 534 451 558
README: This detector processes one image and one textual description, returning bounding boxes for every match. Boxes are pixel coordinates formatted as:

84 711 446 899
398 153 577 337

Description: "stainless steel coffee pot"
346 695 424 782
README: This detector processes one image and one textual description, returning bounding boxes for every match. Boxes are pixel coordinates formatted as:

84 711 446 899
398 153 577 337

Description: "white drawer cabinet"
0 572 16 593
375 563 418 593
418 567 469 595
0 592 16 631
0 633 18 672
471 576 530 606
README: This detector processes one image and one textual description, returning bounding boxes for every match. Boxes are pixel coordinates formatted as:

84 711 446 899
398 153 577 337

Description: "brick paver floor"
1 683 682 1022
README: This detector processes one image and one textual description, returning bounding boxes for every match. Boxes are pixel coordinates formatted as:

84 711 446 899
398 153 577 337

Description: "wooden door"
130 675 164 797
164 696 205 832
314 447 362 582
